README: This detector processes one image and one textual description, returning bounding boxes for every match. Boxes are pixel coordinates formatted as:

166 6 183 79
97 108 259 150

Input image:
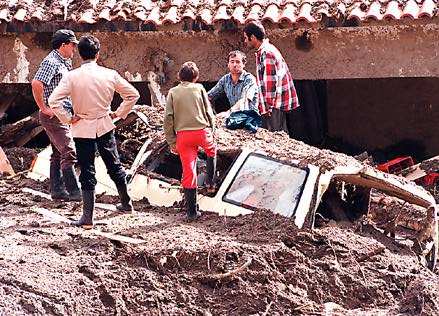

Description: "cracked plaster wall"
1 24 439 89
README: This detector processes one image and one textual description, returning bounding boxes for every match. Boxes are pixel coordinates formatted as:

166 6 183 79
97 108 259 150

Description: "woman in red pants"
164 61 216 220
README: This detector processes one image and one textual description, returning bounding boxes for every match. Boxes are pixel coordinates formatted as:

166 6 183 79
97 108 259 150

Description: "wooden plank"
32 206 70 223
23 187 51 200
95 203 117 212
128 137 152 184
23 187 119 212
405 168 427 181
15 125 44 147
0 146 15 176
29 205 146 245
0 112 39 146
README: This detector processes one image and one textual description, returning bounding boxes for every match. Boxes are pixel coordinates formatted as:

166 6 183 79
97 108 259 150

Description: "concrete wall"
327 78 439 159
1 23 439 88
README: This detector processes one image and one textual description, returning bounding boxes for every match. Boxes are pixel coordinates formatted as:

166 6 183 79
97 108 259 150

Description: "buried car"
132 146 438 270
122 108 438 271
29 108 438 270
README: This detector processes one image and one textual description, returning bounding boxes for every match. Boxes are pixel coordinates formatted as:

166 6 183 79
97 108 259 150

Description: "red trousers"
176 129 216 189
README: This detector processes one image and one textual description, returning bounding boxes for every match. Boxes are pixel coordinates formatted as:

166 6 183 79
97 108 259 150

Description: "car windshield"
223 153 308 217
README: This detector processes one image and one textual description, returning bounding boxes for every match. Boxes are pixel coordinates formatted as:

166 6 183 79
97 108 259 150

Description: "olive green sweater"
164 82 215 147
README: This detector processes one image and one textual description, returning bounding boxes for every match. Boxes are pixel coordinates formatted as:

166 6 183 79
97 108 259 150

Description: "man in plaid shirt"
31 29 81 201
243 21 300 133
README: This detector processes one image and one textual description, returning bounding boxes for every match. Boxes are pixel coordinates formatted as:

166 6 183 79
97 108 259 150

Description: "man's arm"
31 80 54 117
207 75 225 101
257 52 278 115
163 91 177 150
32 59 59 117
48 75 74 124
113 71 140 119
243 75 259 113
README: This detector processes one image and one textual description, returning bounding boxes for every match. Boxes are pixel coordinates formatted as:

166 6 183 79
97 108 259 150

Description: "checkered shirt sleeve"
256 51 299 114
34 59 57 86
34 53 73 110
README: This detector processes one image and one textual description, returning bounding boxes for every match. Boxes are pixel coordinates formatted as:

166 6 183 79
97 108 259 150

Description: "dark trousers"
74 130 126 191
261 108 289 133
39 112 76 169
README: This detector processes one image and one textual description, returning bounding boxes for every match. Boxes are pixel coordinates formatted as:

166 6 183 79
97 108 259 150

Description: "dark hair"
78 35 100 60
243 21 266 41
228 50 246 64
178 61 199 82
52 39 68 50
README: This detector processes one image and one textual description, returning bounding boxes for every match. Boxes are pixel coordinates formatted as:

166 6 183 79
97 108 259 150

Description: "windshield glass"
223 153 308 217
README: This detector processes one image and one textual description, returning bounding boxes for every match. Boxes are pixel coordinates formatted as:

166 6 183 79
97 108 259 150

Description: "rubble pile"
0 104 438 315
120 104 363 172
3 147 37 173
1 177 439 315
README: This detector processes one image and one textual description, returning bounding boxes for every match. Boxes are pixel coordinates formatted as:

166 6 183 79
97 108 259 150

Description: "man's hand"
170 145 178 155
70 114 81 125
40 107 55 118
217 111 230 119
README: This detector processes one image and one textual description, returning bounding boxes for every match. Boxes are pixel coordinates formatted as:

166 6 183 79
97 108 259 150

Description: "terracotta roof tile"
383 1 402 20
402 0 420 19
0 0 437 29
232 4 245 24
279 3 297 24
297 2 315 23
420 0 436 18
365 1 382 20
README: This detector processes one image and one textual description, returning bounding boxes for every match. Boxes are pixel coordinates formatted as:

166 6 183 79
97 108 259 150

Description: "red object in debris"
419 173 439 186
377 156 414 175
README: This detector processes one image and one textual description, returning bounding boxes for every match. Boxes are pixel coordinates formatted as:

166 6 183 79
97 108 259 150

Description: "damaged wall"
327 78 439 160
1 23 439 89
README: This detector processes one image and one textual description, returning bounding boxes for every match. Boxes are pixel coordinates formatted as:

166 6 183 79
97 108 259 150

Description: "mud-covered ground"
1 174 439 315
1 105 439 315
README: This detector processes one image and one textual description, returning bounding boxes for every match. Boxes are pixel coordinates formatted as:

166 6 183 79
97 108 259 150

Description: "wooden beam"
15 125 44 147
0 112 40 146
29 205 147 245
22 187 119 211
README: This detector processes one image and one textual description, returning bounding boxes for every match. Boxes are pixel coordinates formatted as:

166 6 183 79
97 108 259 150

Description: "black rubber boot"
71 190 94 229
50 161 69 200
184 188 201 220
116 184 133 212
206 156 216 191
62 166 81 202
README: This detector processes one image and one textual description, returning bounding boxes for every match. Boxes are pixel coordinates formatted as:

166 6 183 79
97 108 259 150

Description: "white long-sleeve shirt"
48 60 140 138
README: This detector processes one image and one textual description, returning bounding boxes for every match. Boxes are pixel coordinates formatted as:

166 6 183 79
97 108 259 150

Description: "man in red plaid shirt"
243 21 300 132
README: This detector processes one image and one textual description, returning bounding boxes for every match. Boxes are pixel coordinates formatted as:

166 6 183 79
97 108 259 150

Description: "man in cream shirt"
49 35 140 229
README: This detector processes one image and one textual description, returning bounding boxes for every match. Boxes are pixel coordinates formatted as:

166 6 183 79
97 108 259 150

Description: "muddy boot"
62 166 81 202
184 188 201 220
116 184 133 212
206 156 217 193
50 161 69 200
71 190 94 229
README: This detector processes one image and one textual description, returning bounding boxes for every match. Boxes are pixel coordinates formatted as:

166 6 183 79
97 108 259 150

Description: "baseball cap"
52 29 79 45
